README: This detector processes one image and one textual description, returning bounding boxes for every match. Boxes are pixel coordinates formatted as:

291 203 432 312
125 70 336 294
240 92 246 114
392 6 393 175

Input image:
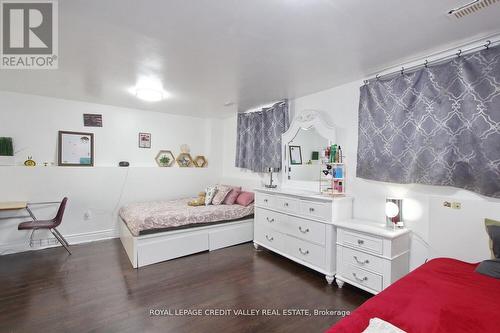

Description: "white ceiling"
1 0 499 117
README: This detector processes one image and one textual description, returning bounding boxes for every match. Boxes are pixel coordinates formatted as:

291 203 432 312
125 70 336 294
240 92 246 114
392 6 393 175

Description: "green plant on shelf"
0 137 14 156
159 155 171 166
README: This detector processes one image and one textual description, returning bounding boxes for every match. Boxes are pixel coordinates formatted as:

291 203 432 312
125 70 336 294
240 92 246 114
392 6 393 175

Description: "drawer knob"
264 199 268 203
352 273 368 282
353 256 370 265
357 239 364 245
266 217 275 223
309 207 315 212
298 247 309 255
265 235 274 242
284 202 289 207
299 226 310 233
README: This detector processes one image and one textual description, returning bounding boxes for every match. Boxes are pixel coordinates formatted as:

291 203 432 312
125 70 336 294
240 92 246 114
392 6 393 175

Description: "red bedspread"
328 258 500 333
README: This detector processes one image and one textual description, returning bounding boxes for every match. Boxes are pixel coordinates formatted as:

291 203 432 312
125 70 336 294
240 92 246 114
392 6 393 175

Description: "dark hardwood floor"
0 240 371 333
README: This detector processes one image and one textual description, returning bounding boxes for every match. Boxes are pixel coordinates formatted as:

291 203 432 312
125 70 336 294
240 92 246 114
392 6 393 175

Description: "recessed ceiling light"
135 88 165 102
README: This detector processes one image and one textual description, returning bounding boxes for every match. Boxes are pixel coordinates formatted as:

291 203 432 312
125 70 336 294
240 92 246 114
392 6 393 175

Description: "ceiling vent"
448 0 499 18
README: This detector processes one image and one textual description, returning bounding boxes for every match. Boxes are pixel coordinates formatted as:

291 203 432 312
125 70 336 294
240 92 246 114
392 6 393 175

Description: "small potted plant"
0 137 15 166
159 155 171 167
155 150 174 167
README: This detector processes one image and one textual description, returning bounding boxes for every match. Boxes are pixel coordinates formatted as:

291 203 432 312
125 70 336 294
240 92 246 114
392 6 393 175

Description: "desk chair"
18 197 71 255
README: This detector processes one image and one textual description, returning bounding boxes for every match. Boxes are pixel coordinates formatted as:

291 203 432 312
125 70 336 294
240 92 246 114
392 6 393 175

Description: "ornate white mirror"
281 110 336 191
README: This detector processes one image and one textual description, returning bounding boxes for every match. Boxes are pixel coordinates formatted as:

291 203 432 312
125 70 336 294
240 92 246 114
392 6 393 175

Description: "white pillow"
362 318 406 333
205 186 218 205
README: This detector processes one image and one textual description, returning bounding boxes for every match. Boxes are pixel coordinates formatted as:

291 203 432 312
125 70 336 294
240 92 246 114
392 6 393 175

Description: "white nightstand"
335 219 410 294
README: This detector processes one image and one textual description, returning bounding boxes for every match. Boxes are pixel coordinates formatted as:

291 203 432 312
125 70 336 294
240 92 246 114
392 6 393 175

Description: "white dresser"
253 188 353 284
335 220 410 294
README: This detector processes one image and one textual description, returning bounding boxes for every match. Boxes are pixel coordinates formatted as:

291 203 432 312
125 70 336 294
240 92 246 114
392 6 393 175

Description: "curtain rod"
364 38 499 84
242 100 286 114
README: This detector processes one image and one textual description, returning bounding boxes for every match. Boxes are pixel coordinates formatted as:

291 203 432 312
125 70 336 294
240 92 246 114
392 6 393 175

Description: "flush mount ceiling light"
135 88 165 102
131 76 169 102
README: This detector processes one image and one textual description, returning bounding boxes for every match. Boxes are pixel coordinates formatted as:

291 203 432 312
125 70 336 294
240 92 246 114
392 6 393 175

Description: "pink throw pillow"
223 188 241 205
236 191 254 207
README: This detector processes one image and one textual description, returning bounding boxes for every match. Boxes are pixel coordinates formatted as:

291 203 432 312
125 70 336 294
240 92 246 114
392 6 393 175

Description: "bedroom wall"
0 91 222 255
220 81 500 270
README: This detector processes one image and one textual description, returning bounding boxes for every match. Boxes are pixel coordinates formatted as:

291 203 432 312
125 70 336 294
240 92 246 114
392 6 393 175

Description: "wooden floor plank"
0 240 370 333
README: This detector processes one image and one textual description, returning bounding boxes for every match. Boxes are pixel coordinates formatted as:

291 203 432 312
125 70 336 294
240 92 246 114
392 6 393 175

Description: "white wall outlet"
451 202 461 209
84 210 92 220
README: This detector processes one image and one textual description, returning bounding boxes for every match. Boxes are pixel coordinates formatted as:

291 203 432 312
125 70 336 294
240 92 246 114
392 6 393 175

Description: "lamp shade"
385 201 399 218
385 198 403 228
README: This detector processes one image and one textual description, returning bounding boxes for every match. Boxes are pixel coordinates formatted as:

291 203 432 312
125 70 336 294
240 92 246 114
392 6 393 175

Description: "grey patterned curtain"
235 101 289 172
357 45 500 198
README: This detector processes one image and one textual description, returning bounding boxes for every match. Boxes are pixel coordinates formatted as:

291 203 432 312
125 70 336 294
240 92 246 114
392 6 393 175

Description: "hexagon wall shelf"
176 153 194 167
194 155 208 168
155 150 175 167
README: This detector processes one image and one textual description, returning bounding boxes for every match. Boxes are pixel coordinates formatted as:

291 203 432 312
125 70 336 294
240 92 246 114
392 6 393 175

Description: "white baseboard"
0 228 119 255
0 241 28 255
0 156 15 166
65 228 118 244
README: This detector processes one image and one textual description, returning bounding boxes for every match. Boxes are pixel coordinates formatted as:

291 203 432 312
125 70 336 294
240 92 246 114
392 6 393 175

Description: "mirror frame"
281 110 336 191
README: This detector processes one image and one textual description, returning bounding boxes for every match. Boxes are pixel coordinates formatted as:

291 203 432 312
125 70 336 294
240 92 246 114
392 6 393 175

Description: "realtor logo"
1 0 58 69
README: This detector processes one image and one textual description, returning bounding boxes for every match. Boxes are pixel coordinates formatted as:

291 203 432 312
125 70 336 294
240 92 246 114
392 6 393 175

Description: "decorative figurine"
24 156 36 167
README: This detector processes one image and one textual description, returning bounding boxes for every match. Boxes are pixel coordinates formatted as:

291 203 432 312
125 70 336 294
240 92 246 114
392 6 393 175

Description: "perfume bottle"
337 146 343 163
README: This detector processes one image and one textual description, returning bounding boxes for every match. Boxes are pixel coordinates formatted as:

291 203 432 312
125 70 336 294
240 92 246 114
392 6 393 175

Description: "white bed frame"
119 217 254 268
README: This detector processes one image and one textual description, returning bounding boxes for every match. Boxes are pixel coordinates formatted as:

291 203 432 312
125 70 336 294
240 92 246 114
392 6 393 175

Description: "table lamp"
385 198 404 229
265 167 279 188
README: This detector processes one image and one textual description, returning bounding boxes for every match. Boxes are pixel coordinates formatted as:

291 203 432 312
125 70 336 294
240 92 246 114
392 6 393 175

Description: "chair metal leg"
53 228 70 247
26 206 39 248
26 206 37 221
50 229 71 255
29 229 36 247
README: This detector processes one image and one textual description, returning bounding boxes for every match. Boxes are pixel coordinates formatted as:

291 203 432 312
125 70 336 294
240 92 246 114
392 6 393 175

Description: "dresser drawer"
341 246 383 274
285 236 325 268
299 200 331 221
255 193 275 208
288 216 326 245
255 208 282 230
342 264 382 292
254 225 285 252
276 197 300 214
342 230 383 255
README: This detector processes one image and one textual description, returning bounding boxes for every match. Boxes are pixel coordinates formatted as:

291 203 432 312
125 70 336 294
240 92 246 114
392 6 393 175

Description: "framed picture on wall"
83 114 103 127
58 131 94 166
289 145 302 165
139 133 151 148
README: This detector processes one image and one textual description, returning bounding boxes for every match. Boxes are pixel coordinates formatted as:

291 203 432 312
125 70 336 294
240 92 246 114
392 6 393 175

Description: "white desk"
0 201 60 221
0 201 28 211
0 201 33 221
